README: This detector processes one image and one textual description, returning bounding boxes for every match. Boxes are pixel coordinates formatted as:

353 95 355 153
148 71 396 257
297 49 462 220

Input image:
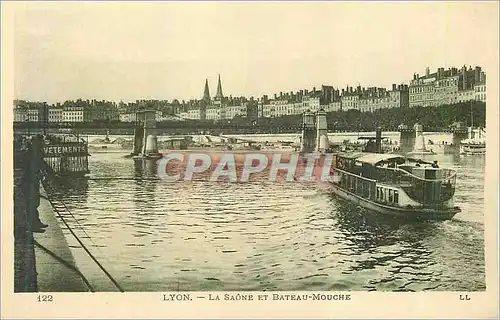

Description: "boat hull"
460 145 486 155
331 183 460 221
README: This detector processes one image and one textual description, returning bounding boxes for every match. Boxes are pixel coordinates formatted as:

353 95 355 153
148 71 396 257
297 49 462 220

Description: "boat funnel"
375 127 382 153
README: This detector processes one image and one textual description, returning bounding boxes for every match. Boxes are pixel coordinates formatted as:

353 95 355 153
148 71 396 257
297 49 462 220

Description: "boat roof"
336 152 406 165
336 152 365 159
356 153 406 165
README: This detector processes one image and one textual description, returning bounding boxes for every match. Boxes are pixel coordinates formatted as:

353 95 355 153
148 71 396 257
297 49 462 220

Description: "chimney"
274 94 277 99
425 67 430 76
313 87 316 93
305 89 309 95
280 92 283 98
392 84 397 91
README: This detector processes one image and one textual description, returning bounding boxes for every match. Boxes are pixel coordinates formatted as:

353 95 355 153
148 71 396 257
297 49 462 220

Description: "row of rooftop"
14 64 486 113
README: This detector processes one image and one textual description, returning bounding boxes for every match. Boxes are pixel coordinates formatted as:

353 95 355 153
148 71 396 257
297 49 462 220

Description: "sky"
11 1 499 103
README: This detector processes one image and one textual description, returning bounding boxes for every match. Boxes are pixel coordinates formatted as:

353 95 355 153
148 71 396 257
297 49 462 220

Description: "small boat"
330 152 460 220
460 127 486 155
460 139 486 155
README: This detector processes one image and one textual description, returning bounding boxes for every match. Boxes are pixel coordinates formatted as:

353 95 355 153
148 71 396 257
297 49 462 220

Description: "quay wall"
33 186 88 292
13 167 37 292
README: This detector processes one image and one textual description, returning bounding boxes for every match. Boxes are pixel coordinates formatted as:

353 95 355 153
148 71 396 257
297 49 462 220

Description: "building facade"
63 106 90 122
409 66 486 107
48 108 64 122
27 109 39 122
119 113 137 122
14 109 27 122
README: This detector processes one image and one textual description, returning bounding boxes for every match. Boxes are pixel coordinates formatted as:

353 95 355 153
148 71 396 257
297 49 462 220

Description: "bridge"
13 120 303 135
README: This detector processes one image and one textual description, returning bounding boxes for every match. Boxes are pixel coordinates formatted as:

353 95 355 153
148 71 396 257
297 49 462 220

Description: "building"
48 108 64 122
409 66 486 107
185 75 228 121
157 114 185 122
27 109 39 122
324 101 341 112
338 84 409 112
259 88 326 118
14 108 27 122
120 113 137 122
224 101 258 119
390 84 409 108
457 90 476 103
89 102 120 122
205 107 223 120
63 106 90 122
341 87 360 111
225 105 247 119
474 70 486 102
409 76 436 107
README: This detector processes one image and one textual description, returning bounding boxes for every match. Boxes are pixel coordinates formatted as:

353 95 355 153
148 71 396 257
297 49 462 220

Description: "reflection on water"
47 152 485 292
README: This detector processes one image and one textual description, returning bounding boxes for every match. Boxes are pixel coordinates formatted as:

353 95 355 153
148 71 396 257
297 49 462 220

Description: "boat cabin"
333 152 457 207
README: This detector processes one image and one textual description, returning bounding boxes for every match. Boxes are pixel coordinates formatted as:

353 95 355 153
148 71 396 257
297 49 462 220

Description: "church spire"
203 79 210 101
215 74 224 99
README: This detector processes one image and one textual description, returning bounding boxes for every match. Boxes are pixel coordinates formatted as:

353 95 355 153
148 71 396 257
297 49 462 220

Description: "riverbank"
13 141 88 292
33 186 88 292
13 166 37 292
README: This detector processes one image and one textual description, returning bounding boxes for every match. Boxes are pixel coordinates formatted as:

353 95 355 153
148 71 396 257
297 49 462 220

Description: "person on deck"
432 160 439 168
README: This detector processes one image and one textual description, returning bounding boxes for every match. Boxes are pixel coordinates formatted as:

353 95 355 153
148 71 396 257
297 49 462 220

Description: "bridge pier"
398 125 416 154
300 110 317 153
131 112 145 156
131 110 162 159
315 109 328 153
451 128 469 147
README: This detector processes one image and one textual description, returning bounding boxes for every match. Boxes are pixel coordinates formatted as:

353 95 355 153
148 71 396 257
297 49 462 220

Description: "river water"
50 151 486 292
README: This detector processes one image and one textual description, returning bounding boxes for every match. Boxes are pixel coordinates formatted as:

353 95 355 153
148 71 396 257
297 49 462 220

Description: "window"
389 190 394 202
394 191 399 203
